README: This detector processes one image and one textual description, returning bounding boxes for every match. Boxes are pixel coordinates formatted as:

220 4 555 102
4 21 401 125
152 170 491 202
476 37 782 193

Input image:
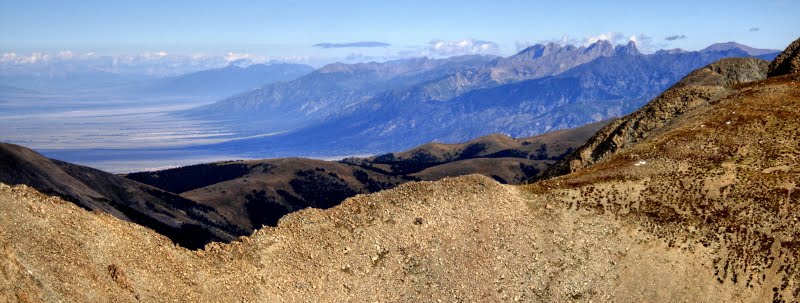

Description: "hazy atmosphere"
2 0 797 64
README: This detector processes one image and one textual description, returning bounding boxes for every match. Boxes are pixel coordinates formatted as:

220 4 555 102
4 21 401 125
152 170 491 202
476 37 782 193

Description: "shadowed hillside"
0 143 241 249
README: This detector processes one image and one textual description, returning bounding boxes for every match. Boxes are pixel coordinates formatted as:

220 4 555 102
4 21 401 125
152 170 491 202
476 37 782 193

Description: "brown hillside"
361 120 608 164
179 158 410 231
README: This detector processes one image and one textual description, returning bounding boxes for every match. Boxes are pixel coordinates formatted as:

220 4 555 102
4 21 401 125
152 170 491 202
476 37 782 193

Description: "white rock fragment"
634 160 647 166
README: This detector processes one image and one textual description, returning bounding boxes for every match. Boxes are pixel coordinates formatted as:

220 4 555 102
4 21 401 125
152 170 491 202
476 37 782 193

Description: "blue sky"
1 0 798 66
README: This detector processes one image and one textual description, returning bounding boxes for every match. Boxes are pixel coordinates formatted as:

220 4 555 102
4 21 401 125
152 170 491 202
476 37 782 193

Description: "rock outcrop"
768 37 800 77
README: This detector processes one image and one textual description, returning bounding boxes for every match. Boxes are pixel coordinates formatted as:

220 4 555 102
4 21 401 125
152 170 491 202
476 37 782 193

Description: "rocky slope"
0 172 777 302
537 57 770 179
768 37 800 77
1 40 798 302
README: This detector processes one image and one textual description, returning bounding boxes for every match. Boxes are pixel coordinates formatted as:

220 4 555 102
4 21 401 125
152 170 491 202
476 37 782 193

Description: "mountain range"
185 40 780 157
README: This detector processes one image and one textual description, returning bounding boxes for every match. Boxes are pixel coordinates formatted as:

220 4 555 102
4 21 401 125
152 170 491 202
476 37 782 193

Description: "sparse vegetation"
125 163 251 193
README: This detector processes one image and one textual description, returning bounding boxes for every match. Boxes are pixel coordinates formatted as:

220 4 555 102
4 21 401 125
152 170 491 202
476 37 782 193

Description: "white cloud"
628 34 663 53
579 32 662 53
0 52 17 63
56 50 74 59
627 34 649 48
584 32 626 46
223 52 265 63
425 39 500 57
514 33 662 54
0 50 312 77
515 40 533 51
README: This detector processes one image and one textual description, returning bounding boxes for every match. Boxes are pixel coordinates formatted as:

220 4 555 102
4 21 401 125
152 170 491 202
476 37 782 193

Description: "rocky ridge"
768 37 800 77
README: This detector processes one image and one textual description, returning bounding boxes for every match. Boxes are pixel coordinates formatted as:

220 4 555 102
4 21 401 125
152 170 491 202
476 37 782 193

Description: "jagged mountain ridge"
179 40 652 140
191 40 629 119
214 45 777 157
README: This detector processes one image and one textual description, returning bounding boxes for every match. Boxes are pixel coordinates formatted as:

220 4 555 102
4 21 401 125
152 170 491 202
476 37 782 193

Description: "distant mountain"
0 142 240 249
208 42 773 156
0 60 314 99
139 63 314 98
187 41 627 123
0 68 153 93
182 55 497 122
700 41 781 56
